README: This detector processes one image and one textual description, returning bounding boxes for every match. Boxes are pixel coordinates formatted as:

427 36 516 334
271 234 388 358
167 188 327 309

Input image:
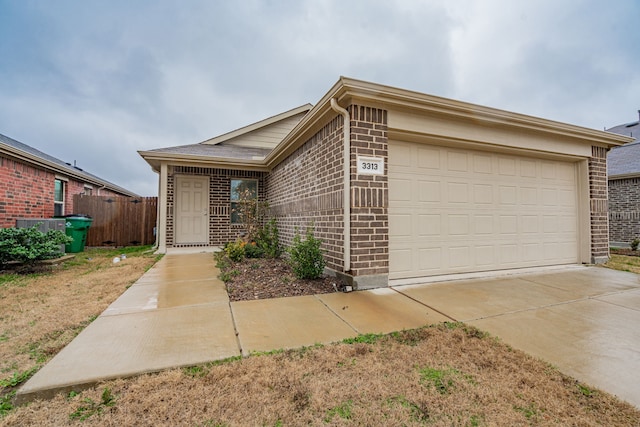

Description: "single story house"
605 112 640 246
0 133 138 228
139 77 630 288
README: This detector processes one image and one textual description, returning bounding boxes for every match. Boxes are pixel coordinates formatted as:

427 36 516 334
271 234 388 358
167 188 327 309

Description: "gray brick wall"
609 177 640 244
589 146 609 261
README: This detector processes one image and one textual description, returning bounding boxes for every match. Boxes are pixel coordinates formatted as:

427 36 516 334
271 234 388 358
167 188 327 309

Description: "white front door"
175 176 209 245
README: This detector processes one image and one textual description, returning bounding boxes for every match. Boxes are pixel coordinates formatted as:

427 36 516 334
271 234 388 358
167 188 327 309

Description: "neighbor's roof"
608 141 640 178
606 112 640 179
0 133 139 197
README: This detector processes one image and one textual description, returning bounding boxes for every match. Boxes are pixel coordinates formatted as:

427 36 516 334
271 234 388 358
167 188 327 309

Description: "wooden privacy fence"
73 195 157 247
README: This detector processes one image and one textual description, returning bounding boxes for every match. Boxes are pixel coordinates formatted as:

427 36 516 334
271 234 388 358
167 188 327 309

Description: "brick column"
348 105 389 288
589 146 609 263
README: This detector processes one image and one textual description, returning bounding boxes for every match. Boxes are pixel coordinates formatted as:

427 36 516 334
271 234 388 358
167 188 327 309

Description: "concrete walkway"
17 253 640 409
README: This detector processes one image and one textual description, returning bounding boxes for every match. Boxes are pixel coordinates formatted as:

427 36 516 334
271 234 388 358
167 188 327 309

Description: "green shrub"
244 242 264 259
631 238 640 251
224 240 246 262
0 225 72 269
287 227 326 279
256 218 282 258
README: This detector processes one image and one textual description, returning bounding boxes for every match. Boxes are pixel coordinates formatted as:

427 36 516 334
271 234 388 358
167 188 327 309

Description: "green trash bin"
60 215 93 253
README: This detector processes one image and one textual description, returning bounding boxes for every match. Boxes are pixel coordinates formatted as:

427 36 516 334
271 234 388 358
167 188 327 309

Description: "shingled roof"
606 111 640 178
0 133 138 196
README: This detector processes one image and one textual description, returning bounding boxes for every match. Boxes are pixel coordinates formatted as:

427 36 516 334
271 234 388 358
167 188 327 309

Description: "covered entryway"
388 140 580 280
175 175 209 245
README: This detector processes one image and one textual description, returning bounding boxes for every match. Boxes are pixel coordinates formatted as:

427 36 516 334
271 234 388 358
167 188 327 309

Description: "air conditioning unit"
16 218 67 253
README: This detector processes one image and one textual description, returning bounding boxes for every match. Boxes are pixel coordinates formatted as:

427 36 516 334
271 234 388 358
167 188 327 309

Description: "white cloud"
0 0 638 196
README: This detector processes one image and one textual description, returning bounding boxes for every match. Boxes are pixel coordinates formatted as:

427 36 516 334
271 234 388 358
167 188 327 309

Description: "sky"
1 0 638 197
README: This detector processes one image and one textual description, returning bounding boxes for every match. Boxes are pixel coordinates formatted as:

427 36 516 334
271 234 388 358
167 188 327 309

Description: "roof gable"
201 104 312 149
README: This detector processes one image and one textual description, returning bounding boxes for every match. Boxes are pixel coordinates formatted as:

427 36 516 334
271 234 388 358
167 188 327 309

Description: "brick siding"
265 105 388 279
0 154 124 228
266 115 345 270
166 166 267 247
609 177 640 244
348 105 389 276
589 146 609 261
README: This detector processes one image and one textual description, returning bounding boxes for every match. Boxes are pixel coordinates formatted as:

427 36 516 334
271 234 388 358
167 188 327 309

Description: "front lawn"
1 250 639 425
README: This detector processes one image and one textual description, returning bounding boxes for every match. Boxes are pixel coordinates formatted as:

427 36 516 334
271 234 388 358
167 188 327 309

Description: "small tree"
233 188 270 242
287 226 326 279
0 225 72 270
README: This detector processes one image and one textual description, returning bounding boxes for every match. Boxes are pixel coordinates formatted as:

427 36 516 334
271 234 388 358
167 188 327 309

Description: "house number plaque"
357 156 384 175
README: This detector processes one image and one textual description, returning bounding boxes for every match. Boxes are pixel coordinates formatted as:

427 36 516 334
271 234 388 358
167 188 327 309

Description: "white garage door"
389 141 579 280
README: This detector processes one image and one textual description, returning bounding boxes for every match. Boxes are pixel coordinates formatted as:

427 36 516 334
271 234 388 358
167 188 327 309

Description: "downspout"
330 98 351 273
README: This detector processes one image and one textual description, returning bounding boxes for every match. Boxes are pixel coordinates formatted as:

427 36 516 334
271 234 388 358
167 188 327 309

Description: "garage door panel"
498 157 517 176
473 154 492 173
389 249 413 274
448 214 469 235
418 180 441 202
418 146 441 169
448 246 471 267
447 151 469 171
418 214 441 236
417 248 442 271
389 178 412 202
474 214 494 234
389 213 411 237
447 182 468 203
474 245 495 266
389 141 579 279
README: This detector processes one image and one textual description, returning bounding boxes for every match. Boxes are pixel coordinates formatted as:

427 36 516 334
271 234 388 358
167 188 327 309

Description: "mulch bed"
221 257 341 302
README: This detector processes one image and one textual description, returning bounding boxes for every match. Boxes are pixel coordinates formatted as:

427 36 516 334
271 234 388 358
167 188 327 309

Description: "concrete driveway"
17 253 640 409
394 266 640 407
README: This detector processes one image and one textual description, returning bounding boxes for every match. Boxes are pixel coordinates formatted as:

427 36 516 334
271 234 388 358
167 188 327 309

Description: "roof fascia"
336 77 633 148
609 172 640 180
200 103 313 146
137 150 270 173
1 143 139 197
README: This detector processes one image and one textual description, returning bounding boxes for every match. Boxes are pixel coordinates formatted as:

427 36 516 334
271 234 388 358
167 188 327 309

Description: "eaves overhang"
137 150 270 173
608 172 640 181
1 143 139 197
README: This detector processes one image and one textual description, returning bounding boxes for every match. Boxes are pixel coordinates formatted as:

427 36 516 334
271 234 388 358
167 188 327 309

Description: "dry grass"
604 253 640 274
4 326 640 426
1 250 640 426
0 247 159 397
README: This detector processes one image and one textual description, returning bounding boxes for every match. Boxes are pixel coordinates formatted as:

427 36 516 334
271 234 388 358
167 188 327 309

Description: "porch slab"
316 288 452 334
231 296 356 356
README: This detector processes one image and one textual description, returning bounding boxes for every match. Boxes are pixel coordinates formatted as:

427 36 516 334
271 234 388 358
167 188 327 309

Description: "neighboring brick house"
139 77 629 288
0 133 138 228
606 112 640 247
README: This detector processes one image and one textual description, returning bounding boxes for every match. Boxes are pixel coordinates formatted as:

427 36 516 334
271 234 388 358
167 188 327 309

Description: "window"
83 186 93 196
54 179 65 216
230 179 257 224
